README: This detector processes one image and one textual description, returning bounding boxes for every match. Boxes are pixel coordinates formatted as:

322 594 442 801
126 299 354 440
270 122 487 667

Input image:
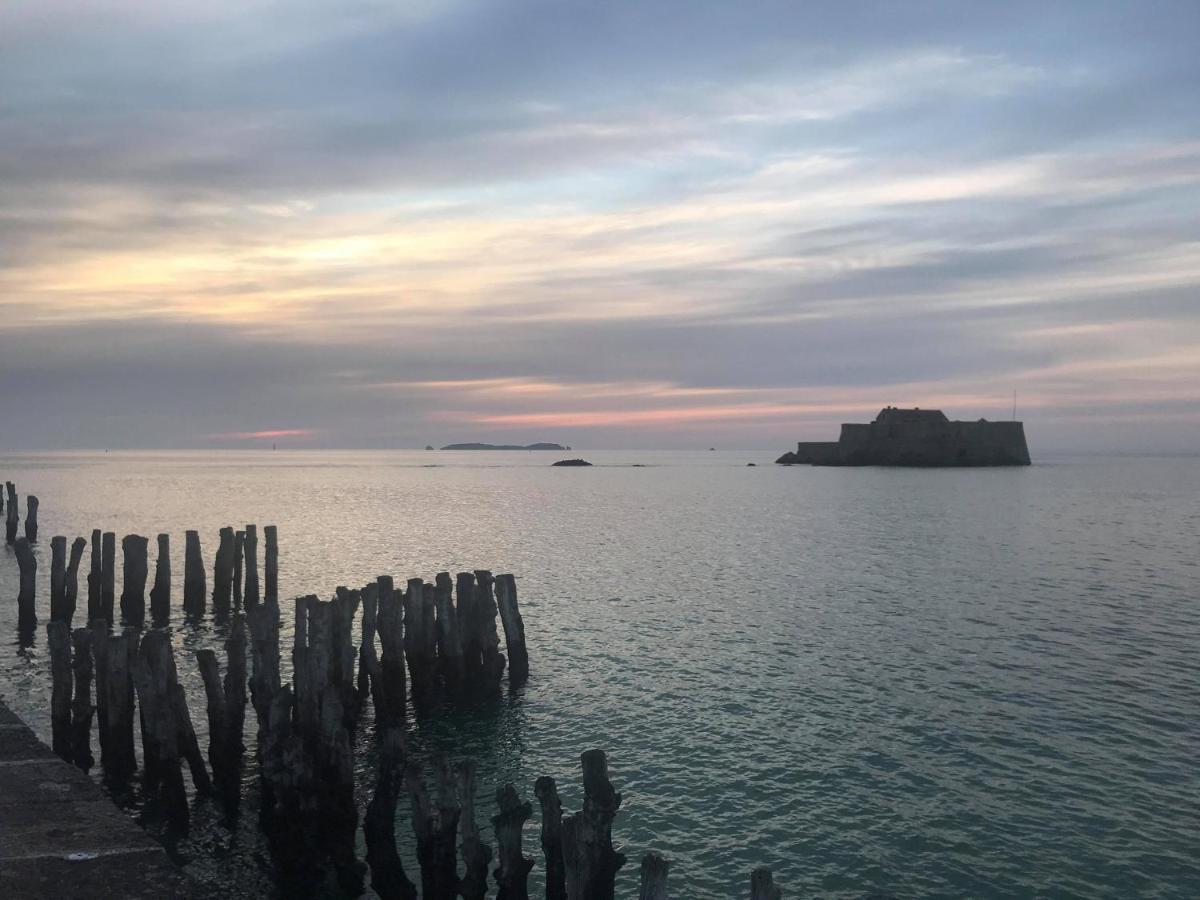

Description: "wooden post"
149 533 170 624
535 776 567 900
133 630 186 819
100 531 116 625
243 524 259 608
233 530 245 609
406 757 461 900
4 482 17 544
332 588 361 727
104 629 138 780
195 622 247 803
91 619 109 766
264 524 278 605
638 854 670 900
434 572 464 689
493 784 534 900
50 536 68 622
562 750 625 900
364 726 418 900
474 570 507 682
183 529 205 617
24 494 38 542
358 583 381 709
65 536 85 627
457 571 481 681
402 579 430 695
749 869 781 900
120 534 149 627
87 529 102 622
70 627 95 772
212 526 235 620
459 760 492 900
246 600 281 730
14 536 37 635
48 621 73 761
495 574 529 681
376 576 406 726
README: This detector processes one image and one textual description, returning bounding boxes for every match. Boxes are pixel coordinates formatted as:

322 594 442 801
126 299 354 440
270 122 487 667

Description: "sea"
0 450 1196 898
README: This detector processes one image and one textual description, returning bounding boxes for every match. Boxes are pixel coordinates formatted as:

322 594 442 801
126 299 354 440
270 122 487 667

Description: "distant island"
777 407 1030 467
440 442 569 451
552 458 592 466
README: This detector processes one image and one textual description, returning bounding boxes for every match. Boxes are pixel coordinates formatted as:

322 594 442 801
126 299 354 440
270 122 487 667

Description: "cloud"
0 1 1198 450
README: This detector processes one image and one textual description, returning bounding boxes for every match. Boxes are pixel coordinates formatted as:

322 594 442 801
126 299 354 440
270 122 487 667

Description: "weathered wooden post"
376 576 406 726
358 583 381 708
87 529 102 622
183 529 205 617
459 760 492 900
493 784 534 900
134 630 187 819
70 627 95 771
120 534 149 627
212 526 235 620
475 570 507 682
496 573 529 680
100 531 116 625
403 579 436 697
246 600 281 730
562 750 625 900
91 619 110 765
243 524 259 608
232 530 245 609
458 571 481 680
332 587 361 726
48 621 73 760
535 776 567 900
749 868 781 900
434 572 464 689
4 482 17 544
197 614 247 808
638 854 670 900
365 726 418 900
405 757 461 899
149 533 170 624
24 494 38 542
264 524 278 605
15 536 37 635
104 629 138 779
50 536 68 622
65 536 85 626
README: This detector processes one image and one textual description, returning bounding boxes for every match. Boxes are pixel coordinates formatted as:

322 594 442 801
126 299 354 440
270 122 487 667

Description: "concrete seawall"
0 698 195 898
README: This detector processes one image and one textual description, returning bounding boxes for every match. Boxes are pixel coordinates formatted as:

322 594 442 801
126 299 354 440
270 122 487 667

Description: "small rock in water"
747 463 757 466
552 458 592 466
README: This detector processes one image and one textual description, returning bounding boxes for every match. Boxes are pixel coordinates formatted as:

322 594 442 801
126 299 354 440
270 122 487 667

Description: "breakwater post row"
13 514 784 897
2 481 39 544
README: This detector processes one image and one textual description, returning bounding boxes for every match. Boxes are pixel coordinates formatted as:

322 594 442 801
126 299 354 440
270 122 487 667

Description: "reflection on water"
1 450 1199 897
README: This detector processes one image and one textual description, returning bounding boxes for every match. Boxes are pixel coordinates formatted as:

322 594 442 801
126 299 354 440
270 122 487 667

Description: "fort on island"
777 407 1032 467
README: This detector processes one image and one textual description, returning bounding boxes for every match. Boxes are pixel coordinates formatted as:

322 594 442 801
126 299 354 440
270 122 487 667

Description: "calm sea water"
0 450 1197 898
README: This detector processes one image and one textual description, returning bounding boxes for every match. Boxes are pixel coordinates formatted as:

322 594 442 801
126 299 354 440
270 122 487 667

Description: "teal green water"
0 451 1197 897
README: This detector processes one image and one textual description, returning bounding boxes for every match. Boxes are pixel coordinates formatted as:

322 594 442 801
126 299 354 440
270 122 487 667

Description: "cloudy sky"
1 1 1197 450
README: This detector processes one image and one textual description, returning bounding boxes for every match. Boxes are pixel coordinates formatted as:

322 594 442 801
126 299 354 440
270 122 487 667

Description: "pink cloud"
207 428 318 441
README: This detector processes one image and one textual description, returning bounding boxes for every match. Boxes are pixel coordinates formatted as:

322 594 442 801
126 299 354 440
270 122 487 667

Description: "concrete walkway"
0 699 194 898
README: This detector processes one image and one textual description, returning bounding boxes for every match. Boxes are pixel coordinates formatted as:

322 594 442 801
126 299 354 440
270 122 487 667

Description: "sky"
1 1 1198 451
